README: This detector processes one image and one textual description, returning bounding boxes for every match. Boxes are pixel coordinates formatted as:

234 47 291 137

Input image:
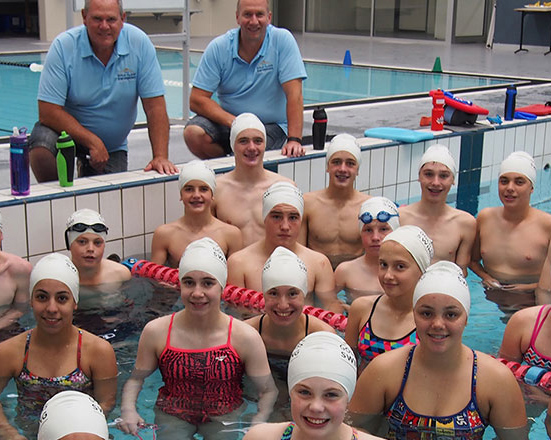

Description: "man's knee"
184 125 216 158
30 146 58 183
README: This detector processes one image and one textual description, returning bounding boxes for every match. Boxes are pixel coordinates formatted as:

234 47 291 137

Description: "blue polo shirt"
38 24 165 153
192 24 307 132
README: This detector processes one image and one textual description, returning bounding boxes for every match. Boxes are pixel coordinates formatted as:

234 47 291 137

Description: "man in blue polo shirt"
29 0 178 181
183 0 307 159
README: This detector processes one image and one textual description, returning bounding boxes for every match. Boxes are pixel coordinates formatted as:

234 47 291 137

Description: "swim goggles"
359 211 399 224
64 222 109 249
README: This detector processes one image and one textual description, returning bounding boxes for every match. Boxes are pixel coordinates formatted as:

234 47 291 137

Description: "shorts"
185 115 287 155
28 122 128 177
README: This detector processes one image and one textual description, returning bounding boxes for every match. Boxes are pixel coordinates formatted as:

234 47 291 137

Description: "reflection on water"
0 272 549 438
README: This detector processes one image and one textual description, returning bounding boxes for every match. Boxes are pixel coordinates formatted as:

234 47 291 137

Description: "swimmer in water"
399 144 476 276
349 261 528 440
227 181 339 312
65 209 130 287
345 225 433 375
471 151 551 294
151 160 242 267
119 238 277 440
335 197 399 299
38 391 109 440
0 254 118 439
213 113 295 247
244 331 383 440
300 134 370 270
0 212 32 332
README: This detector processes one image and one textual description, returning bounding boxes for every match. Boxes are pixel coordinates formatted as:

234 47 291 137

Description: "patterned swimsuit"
280 422 359 439
156 314 245 425
357 295 418 365
15 329 93 418
522 305 551 370
386 346 488 439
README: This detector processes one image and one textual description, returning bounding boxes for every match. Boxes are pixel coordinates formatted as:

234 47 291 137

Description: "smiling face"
327 151 359 189
233 128 266 167
418 162 454 203
498 172 533 208
31 279 77 333
378 240 423 298
264 285 304 326
264 204 302 248
180 270 222 315
69 233 105 271
82 0 125 56
180 180 213 213
290 377 348 438
361 220 393 256
236 0 271 46
414 293 467 353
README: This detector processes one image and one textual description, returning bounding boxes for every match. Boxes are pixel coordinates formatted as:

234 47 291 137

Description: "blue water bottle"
10 127 30 196
504 85 517 121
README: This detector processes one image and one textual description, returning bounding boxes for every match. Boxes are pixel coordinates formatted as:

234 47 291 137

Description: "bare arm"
38 100 109 170
226 226 244 258
498 309 531 362
0 341 25 439
280 79 305 158
141 96 177 174
313 255 340 312
344 297 371 359
469 214 502 289
536 242 551 304
150 227 170 266
189 87 235 127
0 265 29 329
456 215 476 277
227 254 247 288
89 338 118 414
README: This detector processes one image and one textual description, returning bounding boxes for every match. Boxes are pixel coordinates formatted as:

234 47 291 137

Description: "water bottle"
504 85 517 121
56 131 76 187
431 89 445 131
9 127 30 196
312 106 327 150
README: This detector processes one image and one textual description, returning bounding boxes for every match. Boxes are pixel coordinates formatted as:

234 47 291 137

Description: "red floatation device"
125 259 348 331
496 357 551 393
429 90 489 126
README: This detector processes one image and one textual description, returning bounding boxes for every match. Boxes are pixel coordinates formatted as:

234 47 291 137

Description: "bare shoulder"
4 253 32 276
232 316 263 339
230 317 266 353
349 294 377 314
454 207 476 224
216 170 236 187
335 257 361 277
533 207 551 229
102 259 131 281
266 170 293 185
304 189 324 204
243 422 288 440
244 314 261 331
0 331 26 374
398 202 418 220
476 350 517 385
308 315 336 333
476 207 498 223
507 305 541 327
81 329 115 356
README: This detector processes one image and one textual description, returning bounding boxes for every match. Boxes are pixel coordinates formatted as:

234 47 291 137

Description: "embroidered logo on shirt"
117 68 137 81
256 60 274 73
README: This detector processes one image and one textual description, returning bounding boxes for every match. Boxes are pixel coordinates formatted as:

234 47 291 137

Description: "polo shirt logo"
256 60 274 73
117 68 137 81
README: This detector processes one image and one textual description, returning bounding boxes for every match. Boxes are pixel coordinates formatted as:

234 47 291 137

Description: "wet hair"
84 0 124 17
236 0 270 13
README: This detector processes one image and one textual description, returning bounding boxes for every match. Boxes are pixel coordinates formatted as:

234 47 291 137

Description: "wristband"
287 136 302 145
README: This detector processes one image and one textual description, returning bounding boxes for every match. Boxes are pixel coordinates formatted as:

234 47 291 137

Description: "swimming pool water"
0 49 512 135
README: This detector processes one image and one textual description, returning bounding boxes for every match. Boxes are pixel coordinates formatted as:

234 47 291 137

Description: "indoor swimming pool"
0 48 517 136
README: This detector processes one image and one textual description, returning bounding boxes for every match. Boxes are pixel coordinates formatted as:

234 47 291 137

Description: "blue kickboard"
364 127 434 142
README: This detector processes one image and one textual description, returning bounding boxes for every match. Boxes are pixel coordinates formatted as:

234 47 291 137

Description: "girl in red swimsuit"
120 238 277 440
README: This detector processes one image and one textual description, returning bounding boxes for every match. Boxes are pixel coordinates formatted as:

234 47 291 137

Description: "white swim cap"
178 160 216 195
288 332 357 401
179 237 227 288
30 253 79 303
382 225 434 273
230 112 266 151
38 391 108 440
358 197 400 232
418 144 457 176
262 181 304 221
413 261 470 317
499 151 536 187
325 133 362 166
65 209 108 250
262 246 308 296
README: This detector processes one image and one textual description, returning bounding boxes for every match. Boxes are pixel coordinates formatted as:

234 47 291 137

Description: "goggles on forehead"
359 211 398 225
64 223 108 250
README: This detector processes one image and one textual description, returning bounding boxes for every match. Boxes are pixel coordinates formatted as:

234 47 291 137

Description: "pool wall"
0 117 550 264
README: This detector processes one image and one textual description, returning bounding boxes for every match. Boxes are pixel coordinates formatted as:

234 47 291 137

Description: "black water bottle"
312 106 327 150
504 85 517 121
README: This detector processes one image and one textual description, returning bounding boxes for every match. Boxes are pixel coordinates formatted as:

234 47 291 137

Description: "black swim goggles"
65 223 108 249
359 211 399 224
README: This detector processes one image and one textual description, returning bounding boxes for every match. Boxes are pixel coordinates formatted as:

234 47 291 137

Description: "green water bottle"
56 131 75 187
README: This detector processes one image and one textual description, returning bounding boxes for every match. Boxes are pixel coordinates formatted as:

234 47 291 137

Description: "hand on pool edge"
144 157 179 175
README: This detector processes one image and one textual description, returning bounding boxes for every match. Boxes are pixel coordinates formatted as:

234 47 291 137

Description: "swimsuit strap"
398 346 416 395
470 349 478 401
351 427 359 440
165 313 176 347
529 305 551 347
304 314 309 336
258 314 266 335
363 294 383 329
21 330 33 368
227 316 234 345
76 329 83 369
280 423 294 440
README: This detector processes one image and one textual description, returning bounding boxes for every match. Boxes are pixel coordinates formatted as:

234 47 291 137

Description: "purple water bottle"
10 127 30 196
